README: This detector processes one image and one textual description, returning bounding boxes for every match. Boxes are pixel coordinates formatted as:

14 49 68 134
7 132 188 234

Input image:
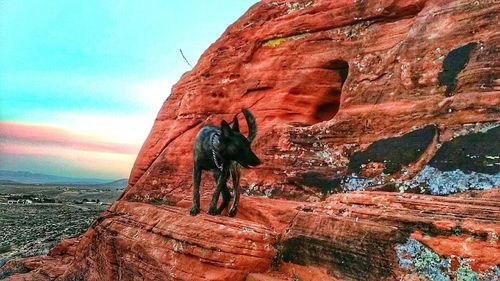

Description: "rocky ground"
0 184 121 268
2 0 499 280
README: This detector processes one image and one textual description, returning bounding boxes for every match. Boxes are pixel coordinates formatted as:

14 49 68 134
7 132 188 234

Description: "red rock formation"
3 0 499 280
124 0 499 203
4 191 499 280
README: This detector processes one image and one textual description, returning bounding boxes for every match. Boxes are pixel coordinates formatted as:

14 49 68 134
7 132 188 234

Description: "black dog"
190 109 260 217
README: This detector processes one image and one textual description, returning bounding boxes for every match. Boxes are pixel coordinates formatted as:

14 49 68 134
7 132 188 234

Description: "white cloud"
2 71 173 145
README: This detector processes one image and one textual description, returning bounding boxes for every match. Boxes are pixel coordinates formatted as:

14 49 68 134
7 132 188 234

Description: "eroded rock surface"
124 0 499 202
3 0 499 280
3 191 500 280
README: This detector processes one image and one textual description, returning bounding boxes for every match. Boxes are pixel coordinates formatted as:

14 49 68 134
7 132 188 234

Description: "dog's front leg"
228 164 240 217
190 165 202 216
208 166 228 215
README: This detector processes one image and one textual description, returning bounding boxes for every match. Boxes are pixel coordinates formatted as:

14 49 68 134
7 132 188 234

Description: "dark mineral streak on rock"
349 125 437 174
438 42 478 96
291 172 342 194
430 126 500 174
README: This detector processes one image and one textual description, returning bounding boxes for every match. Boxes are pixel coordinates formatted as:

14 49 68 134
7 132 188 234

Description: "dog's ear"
221 120 233 137
232 116 240 133
242 108 256 143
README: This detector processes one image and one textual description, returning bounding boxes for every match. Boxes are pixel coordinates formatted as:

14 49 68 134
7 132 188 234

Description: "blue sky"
0 0 258 179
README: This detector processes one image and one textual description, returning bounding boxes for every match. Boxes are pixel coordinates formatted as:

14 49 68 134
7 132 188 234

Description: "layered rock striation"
124 0 499 203
3 0 499 280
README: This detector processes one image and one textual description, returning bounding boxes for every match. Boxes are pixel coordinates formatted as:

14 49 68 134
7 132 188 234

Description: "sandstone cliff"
2 0 499 280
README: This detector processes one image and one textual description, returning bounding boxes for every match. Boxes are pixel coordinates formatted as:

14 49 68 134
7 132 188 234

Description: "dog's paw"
207 205 219 215
190 205 200 216
228 207 237 217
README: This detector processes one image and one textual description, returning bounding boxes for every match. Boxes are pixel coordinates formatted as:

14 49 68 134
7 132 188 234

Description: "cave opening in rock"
313 60 349 123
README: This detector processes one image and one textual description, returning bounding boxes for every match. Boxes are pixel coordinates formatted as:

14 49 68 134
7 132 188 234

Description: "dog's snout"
250 155 261 166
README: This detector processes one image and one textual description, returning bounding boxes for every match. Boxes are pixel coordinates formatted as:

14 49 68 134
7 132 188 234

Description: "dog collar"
211 133 223 171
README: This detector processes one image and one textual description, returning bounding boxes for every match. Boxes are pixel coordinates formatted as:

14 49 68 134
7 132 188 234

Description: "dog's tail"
242 108 257 143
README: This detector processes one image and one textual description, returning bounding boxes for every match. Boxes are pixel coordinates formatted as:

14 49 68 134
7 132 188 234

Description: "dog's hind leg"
190 164 202 216
208 167 229 215
228 164 240 217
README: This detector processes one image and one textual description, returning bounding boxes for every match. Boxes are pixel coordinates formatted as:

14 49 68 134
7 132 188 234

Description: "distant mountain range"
0 170 128 187
92 179 129 189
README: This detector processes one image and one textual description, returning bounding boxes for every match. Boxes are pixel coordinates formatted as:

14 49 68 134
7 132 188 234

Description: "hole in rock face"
312 60 349 123
324 60 349 85
314 88 342 123
258 59 349 126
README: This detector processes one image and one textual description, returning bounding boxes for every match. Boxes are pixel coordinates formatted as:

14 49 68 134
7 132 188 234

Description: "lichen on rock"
408 166 500 195
396 238 500 281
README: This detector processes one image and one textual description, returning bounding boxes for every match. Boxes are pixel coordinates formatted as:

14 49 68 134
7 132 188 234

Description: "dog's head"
218 117 261 168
